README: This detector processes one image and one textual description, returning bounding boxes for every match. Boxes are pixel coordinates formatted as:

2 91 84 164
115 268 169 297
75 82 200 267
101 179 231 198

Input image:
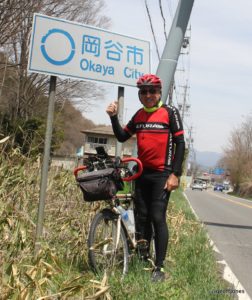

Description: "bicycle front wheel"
88 210 129 276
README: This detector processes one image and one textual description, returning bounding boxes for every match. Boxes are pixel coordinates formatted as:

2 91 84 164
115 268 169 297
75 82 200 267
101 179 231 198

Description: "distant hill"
195 150 223 168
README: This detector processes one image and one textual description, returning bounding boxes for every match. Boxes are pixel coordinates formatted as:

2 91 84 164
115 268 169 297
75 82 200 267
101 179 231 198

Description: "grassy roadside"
0 153 231 299
227 191 252 201
108 190 231 300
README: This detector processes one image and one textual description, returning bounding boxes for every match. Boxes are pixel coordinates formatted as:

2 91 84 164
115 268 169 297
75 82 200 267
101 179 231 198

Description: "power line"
143 0 192 139
159 0 168 40
144 0 161 60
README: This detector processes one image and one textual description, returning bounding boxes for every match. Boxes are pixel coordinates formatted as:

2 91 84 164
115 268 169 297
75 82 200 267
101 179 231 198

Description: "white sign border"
28 13 151 87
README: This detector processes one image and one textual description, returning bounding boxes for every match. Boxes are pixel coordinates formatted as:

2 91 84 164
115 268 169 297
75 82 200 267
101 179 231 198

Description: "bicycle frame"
113 198 138 248
74 147 144 275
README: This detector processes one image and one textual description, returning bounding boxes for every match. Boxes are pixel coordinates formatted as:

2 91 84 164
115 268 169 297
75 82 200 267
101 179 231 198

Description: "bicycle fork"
115 215 122 249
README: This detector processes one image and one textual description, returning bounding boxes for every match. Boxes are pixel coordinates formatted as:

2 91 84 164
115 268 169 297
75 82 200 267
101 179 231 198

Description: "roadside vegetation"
188 113 252 200
0 151 231 299
0 0 110 156
220 114 252 199
227 191 252 202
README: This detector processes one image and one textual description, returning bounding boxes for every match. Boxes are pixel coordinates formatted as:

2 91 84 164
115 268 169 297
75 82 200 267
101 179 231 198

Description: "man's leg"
148 173 170 282
134 174 153 257
151 189 170 268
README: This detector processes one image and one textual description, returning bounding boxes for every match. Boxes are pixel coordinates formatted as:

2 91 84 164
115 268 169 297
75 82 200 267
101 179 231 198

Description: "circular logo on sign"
40 28 75 65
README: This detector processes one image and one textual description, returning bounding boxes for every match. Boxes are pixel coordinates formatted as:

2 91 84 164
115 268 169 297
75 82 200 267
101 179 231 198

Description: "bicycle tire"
88 210 129 275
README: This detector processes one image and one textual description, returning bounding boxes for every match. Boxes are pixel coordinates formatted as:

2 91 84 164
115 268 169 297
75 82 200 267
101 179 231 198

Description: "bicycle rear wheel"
88 210 129 275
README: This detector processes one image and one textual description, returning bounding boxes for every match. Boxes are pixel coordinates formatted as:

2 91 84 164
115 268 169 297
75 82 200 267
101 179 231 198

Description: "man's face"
139 87 161 108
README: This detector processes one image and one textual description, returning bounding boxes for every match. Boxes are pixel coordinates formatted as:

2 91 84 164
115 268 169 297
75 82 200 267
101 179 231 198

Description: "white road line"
183 192 251 300
207 190 252 209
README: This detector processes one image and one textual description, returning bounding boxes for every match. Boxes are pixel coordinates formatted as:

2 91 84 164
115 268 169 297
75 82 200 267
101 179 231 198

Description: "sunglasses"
139 88 160 95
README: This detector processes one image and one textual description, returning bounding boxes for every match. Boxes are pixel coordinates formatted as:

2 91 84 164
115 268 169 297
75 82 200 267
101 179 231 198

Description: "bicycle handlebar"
73 157 143 181
121 157 143 182
73 165 87 178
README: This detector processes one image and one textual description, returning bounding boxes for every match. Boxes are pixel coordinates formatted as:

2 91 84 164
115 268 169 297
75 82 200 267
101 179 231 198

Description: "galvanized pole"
35 75 57 254
115 86 124 157
156 0 194 104
181 83 188 122
168 80 174 105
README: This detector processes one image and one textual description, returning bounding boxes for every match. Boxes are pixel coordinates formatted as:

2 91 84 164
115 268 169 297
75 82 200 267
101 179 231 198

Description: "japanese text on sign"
28 14 151 86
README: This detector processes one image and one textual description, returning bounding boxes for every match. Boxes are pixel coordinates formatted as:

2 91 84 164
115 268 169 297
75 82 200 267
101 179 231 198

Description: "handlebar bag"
76 168 123 202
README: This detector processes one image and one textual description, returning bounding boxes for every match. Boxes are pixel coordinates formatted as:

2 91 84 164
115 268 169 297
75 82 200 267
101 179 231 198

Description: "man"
106 74 185 282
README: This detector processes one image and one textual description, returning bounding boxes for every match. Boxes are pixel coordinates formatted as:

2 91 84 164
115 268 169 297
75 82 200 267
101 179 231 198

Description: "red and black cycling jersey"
110 104 185 175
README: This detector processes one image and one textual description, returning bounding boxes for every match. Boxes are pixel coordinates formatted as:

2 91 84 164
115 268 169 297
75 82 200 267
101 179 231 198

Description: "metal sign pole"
35 75 57 254
115 86 124 158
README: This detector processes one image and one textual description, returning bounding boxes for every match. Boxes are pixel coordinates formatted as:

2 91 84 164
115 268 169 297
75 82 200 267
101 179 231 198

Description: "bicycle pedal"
137 239 148 245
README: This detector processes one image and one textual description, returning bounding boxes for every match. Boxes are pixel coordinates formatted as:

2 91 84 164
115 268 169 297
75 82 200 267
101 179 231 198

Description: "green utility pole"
156 0 194 104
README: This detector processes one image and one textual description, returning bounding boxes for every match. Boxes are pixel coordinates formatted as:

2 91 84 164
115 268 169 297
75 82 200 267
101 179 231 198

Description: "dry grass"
0 150 108 299
0 151 230 299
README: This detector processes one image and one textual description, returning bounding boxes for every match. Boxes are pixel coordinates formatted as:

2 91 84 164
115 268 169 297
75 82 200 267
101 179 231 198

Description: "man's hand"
106 101 118 117
164 173 179 191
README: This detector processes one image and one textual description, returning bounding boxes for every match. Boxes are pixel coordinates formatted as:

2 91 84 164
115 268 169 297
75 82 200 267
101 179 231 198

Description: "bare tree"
222 114 252 195
56 100 96 155
0 0 30 46
0 0 110 123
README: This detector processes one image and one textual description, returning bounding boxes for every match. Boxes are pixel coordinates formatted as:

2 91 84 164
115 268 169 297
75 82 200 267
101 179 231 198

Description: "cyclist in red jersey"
106 74 185 282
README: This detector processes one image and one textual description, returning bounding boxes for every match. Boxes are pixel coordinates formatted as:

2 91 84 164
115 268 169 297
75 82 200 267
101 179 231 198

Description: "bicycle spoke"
88 212 129 275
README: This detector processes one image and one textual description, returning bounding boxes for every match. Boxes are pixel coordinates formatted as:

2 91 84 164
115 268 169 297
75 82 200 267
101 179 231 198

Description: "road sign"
213 168 225 175
28 14 151 87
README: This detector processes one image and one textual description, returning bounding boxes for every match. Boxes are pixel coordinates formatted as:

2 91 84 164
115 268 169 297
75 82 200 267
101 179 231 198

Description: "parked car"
191 181 203 191
223 183 230 190
214 184 224 192
202 182 207 190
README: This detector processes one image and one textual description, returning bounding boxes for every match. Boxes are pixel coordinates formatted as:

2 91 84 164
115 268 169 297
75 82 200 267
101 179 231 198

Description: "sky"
84 0 252 154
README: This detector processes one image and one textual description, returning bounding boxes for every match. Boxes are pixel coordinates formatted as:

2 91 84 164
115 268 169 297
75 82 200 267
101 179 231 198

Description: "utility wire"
144 0 161 60
159 0 168 40
143 0 191 129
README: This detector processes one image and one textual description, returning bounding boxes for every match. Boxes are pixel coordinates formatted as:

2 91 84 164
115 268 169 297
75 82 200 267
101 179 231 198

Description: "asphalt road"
185 188 252 298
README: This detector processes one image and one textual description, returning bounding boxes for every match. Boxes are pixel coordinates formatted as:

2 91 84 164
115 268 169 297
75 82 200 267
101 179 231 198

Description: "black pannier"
76 168 124 202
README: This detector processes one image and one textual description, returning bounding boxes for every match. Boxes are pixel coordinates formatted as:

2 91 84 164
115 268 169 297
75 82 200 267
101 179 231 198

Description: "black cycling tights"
134 169 170 268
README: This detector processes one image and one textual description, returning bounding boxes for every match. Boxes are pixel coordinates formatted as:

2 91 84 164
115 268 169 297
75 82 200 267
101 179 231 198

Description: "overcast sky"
84 0 252 154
